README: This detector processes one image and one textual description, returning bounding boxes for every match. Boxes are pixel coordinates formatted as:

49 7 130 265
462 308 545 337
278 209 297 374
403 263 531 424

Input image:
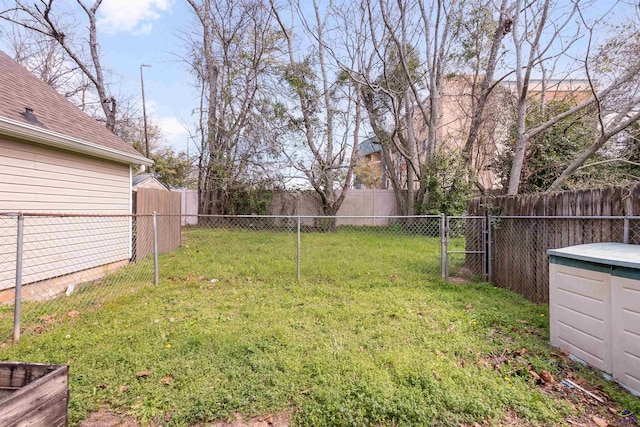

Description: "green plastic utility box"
548 243 640 396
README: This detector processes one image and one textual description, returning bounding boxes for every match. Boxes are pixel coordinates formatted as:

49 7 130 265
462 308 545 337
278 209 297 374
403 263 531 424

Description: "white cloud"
98 0 172 35
158 116 193 152
132 23 154 36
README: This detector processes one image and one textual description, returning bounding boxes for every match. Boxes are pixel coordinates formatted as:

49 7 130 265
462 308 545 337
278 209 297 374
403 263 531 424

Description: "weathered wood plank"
0 364 68 427
132 188 181 261
467 183 640 303
0 363 57 389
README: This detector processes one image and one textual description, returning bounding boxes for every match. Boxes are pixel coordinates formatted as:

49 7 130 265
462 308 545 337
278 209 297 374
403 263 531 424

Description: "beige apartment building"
355 76 593 192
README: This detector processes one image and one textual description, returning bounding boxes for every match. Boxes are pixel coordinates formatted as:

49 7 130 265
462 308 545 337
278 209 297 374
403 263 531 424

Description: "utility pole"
140 64 152 163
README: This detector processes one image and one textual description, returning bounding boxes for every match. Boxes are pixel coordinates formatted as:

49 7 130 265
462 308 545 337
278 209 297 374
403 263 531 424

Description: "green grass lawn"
1 228 638 426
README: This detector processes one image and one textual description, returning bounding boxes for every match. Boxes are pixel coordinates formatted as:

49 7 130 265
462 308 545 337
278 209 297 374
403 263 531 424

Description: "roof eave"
133 176 169 191
0 116 153 166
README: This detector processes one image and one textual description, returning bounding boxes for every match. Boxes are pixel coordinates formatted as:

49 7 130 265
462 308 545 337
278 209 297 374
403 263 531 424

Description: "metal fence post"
153 211 159 285
439 214 446 279
297 216 301 280
13 213 24 342
487 215 493 282
481 217 487 281
624 217 630 244
445 216 450 279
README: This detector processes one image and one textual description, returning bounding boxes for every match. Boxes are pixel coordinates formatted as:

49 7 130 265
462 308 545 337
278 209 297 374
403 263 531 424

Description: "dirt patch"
199 411 291 427
447 276 471 284
81 408 140 426
81 410 291 427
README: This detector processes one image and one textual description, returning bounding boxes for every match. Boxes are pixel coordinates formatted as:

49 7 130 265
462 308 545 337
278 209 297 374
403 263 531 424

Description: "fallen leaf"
300 387 311 395
592 416 608 427
39 315 55 323
136 370 153 378
519 348 527 356
161 375 173 385
529 370 541 381
478 358 491 368
98 383 109 389
519 320 529 324
198 275 206 281
607 407 617 415
390 274 397 282
465 303 473 311
447 323 456 332
67 310 80 318
119 385 129 393
539 370 556 384
432 370 442 381
245 277 252 283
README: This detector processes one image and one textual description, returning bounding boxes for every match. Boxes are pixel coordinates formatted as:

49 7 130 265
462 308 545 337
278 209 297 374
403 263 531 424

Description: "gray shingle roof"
132 173 153 186
359 137 382 156
0 50 142 158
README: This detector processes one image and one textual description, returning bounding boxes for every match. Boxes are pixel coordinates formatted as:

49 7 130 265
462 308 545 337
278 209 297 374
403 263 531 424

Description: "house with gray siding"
0 51 152 301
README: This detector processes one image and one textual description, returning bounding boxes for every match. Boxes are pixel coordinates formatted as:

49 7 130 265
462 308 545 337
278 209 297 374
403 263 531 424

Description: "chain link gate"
443 215 491 281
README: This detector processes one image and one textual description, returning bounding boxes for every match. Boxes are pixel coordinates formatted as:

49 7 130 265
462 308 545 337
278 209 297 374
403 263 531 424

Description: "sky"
95 0 199 154
0 0 634 157
91 0 631 155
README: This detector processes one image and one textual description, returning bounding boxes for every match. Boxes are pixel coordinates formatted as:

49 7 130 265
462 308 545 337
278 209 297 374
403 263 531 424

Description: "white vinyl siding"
0 137 130 213
0 137 132 291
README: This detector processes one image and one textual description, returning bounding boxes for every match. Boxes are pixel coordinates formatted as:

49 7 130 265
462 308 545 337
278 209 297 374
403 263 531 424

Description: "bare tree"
1 0 119 131
339 0 467 214
497 0 640 194
185 0 285 215
1 24 93 102
270 0 361 216
549 16 640 190
459 0 512 185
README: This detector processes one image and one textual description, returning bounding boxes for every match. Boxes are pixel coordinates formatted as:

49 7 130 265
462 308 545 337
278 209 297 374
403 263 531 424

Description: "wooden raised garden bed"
0 362 69 427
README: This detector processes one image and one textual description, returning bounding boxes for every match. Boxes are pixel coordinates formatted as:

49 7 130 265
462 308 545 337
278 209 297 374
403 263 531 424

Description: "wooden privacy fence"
132 188 182 261
467 184 640 303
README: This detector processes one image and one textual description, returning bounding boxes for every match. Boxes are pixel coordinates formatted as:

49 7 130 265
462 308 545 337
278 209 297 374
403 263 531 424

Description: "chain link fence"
0 213 157 345
490 216 640 303
190 215 443 280
445 216 487 281
2 212 639 344
0 214 445 345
